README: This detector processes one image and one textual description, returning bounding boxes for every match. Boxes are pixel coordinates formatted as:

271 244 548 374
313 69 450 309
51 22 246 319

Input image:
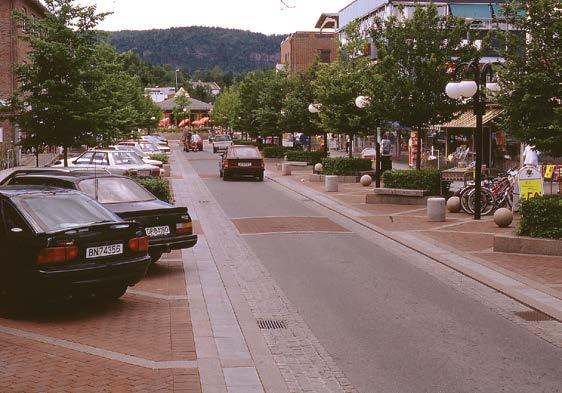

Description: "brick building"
279 31 338 75
0 0 46 147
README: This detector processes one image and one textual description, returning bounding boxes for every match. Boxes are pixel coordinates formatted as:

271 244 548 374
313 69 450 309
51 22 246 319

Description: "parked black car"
1 170 198 263
219 145 264 181
0 186 152 307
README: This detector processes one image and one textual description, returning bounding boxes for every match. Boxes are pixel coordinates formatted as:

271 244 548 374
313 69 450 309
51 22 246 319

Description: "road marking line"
0 325 198 370
127 289 188 301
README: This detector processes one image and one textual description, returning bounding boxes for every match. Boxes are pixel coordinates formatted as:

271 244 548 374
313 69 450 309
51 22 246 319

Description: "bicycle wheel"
468 188 495 216
459 185 475 214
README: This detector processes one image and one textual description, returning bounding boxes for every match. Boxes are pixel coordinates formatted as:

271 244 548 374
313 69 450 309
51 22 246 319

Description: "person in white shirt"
191 133 202 143
523 144 539 167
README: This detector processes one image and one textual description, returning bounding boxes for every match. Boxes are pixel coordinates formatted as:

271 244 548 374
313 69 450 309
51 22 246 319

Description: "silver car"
51 150 161 177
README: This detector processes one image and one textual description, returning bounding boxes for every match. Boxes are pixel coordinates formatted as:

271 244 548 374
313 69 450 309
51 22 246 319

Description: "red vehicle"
219 145 264 181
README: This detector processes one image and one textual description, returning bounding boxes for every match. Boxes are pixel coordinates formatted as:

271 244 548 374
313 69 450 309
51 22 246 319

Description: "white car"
212 135 233 153
111 145 163 167
142 136 171 153
51 150 161 177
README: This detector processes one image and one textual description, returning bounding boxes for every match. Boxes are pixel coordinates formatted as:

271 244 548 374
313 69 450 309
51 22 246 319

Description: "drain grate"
257 319 287 330
514 310 554 322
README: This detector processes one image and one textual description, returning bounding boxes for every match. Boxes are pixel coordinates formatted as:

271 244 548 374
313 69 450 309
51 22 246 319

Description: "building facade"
0 0 46 149
279 31 338 75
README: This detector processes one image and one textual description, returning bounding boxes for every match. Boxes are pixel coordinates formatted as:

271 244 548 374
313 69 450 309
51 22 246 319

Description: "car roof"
0 185 80 197
9 172 127 182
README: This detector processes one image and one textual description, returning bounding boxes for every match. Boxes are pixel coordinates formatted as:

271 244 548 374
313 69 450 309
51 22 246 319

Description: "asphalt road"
183 147 562 393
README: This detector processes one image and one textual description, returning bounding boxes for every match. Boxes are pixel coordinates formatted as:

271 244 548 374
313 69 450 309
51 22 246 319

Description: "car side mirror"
54 160 62 165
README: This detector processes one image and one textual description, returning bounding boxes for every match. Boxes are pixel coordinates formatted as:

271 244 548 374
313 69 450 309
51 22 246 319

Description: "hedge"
263 146 292 158
382 169 443 195
518 196 562 239
132 176 174 204
321 157 372 176
286 150 327 165
149 153 169 164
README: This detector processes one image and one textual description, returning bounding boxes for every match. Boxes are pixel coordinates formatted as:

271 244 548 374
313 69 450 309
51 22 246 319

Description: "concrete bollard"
325 175 339 192
427 197 446 222
281 163 292 176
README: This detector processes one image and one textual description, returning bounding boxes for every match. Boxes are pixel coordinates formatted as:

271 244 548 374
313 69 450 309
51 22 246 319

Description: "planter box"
275 161 310 170
366 188 430 205
309 174 360 183
494 234 562 256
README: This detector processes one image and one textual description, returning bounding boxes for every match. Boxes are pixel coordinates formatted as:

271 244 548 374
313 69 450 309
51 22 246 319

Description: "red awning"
178 119 190 128
159 117 171 128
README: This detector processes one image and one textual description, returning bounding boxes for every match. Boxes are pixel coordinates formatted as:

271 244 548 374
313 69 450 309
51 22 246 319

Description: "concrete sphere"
494 208 513 228
360 174 372 187
314 163 323 172
447 196 461 213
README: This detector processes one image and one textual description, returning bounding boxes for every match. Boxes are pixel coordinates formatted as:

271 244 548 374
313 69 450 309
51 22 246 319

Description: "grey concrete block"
494 235 562 256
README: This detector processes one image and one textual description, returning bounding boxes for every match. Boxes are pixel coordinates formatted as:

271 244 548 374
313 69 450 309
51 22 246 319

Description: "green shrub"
286 150 327 165
321 157 372 176
518 196 562 239
263 146 291 158
149 153 169 164
382 169 443 194
132 176 174 204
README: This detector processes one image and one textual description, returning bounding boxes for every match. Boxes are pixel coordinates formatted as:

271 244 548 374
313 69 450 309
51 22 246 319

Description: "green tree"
212 86 241 130
497 0 562 155
236 70 271 137
254 71 288 144
2 0 159 165
171 92 191 126
369 4 470 168
313 22 378 157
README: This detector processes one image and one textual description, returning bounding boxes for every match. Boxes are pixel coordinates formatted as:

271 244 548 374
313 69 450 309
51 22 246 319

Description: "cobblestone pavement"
172 148 357 393
267 164 562 348
0 252 201 393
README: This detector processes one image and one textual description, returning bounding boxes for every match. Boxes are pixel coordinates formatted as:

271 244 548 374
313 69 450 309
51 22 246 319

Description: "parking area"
0 250 201 393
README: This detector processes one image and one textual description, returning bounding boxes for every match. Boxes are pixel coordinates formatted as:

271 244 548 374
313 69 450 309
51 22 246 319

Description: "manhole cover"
514 310 554 322
257 319 287 330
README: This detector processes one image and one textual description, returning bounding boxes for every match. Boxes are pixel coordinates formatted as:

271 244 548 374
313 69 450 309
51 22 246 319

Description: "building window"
318 49 331 63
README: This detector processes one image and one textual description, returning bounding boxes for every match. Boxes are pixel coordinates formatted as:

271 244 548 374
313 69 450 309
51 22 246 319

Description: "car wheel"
96 285 128 301
223 172 230 181
149 250 163 264
257 174 264 181
213 148 216 153
219 170 223 178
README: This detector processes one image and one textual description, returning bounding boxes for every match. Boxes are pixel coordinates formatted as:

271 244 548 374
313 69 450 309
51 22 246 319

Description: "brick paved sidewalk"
266 163 562 316
0 251 201 393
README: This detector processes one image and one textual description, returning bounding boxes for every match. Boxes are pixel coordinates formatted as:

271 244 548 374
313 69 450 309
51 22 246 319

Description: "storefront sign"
544 165 555 180
518 166 543 200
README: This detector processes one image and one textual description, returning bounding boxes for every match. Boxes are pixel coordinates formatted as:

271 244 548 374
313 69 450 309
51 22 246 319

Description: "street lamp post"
175 69 180 91
445 61 497 220
308 102 322 153
355 96 381 188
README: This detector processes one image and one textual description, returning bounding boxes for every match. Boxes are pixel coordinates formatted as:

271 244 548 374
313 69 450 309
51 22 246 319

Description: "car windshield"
215 135 231 142
227 147 261 159
117 145 148 158
138 143 158 153
78 177 155 204
15 192 118 232
110 151 144 165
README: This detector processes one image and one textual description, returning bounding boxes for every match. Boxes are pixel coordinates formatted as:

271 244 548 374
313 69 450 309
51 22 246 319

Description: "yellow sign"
544 165 555 180
519 179 543 200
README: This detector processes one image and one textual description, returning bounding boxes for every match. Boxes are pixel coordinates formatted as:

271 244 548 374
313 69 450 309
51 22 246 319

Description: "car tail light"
259 161 265 168
128 236 149 252
37 245 78 265
151 168 161 176
223 160 229 169
176 222 192 235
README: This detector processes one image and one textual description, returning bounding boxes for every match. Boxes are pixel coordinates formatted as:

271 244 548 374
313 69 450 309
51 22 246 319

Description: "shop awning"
193 117 209 126
159 117 170 128
440 107 503 129
178 118 190 128
450 4 492 19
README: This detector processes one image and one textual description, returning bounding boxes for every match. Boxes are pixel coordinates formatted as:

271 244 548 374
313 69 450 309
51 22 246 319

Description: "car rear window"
111 151 144 165
14 192 118 233
214 135 231 142
78 177 155 204
227 147 261 159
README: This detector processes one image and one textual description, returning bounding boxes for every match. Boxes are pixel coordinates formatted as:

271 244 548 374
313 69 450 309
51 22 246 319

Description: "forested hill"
108 26 285 74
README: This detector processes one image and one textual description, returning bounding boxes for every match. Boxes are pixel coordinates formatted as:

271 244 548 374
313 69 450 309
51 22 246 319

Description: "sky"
76 0 350 35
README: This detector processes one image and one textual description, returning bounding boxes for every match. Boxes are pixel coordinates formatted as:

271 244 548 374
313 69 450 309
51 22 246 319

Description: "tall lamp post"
445 61 497 220
308 102 321 152
355 96 382 188
175 69 180 91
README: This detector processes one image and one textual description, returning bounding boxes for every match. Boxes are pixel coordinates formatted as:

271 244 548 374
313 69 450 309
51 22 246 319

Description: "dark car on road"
0 186 152 308
219 145 264 181
1 170 198 263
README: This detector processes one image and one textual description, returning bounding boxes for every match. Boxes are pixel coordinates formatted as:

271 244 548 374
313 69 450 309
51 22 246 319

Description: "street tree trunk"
348 133 353 158
415 128 422 170
63 146 68 167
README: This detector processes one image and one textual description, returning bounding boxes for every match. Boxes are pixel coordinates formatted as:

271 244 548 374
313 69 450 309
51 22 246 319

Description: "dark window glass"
92 152 109 166
78 177 155 204
227 147 261 159
214 135 232 142
75 152 94 165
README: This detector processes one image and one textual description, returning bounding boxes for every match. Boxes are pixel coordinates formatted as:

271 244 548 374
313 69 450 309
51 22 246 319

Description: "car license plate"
86 244 123 259
138 170 150 177
238 162 251 167
145 226 170 237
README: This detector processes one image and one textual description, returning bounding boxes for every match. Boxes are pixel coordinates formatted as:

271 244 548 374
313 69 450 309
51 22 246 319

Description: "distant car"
219 145 264 181
2 171 198 264
361 147 377 160
51 149 161 177
0 186 151 307
110 145 163 168
212 135 233 153
118 140 161 155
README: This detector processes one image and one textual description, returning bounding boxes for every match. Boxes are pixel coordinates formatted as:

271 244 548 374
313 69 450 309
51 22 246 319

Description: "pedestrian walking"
522 144 540 168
